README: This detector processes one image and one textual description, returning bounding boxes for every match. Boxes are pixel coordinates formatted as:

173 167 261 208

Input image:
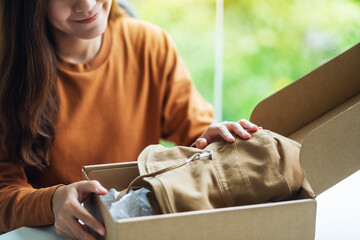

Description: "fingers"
76 180 108 200
238 119 259 132
69 218 98 240
199 122 235 146
212 123 235 142
75 201 106 237
53 181 107 240
55 217 98 240
224 121 251 139
62 197 105 238
195 138 208 149
195 119 261 148
205 123 235 142
73 181 107 236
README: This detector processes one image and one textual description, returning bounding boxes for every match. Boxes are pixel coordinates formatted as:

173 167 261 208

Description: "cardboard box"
82 43 360 240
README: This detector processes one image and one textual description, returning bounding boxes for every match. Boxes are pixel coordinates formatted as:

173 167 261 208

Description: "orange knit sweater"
0 16 214 233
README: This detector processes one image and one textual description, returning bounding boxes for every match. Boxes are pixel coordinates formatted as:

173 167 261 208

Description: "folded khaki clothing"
117 129 307 214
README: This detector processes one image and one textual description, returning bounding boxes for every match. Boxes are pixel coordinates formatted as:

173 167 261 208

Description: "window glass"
126 0 360 121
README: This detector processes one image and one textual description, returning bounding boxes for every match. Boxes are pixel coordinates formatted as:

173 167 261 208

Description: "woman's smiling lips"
74 11 100 24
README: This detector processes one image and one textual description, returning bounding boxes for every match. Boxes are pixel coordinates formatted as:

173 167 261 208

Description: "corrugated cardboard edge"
300 101 360 196
115 199 316 240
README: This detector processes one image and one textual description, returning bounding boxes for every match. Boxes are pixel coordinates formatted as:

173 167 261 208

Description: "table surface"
1 170 359 240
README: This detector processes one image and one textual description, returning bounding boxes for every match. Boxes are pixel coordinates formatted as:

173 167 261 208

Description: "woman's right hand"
52 180 108 240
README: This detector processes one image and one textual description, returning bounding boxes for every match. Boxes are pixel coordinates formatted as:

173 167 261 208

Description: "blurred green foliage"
128 0 360 121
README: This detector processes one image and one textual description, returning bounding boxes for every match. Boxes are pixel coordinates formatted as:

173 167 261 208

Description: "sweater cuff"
38 184 64 225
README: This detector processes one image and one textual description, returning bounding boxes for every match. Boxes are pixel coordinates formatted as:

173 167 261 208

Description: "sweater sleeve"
0 160 63 234
159 32 215 146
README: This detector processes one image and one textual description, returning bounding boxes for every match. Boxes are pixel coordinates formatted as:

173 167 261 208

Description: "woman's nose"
73 0 97 14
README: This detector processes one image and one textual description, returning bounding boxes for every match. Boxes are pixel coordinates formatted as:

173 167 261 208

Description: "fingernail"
97 186 107 193
227 134 235 141
98 227 105 236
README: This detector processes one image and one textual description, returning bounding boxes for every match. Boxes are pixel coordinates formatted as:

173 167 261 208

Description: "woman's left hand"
194 119 261 149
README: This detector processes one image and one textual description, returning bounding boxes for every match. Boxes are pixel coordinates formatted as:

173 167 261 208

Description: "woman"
0 0 258 239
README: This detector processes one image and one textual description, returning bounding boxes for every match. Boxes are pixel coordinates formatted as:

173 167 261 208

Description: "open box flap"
299 102 360 196
250 43 360 141
82 162 139 190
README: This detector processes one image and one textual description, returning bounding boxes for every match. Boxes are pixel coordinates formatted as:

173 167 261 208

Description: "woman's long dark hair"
0 0 124 168
0 0 58 168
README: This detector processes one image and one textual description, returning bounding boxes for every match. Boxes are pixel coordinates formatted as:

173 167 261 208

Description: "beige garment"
123 130 306 214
